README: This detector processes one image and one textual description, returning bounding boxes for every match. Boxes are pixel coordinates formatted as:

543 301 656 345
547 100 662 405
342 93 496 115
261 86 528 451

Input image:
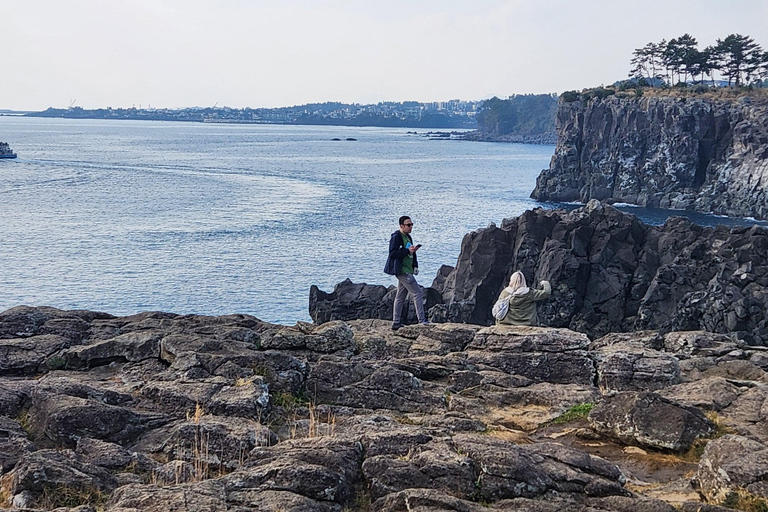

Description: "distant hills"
24 101 480 129
18 96 563 144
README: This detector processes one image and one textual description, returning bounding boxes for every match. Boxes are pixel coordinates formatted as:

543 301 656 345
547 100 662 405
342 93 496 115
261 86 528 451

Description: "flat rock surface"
2 306 768 511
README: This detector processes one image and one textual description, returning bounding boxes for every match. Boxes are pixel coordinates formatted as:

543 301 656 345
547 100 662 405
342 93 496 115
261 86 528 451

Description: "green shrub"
45 355 67 371
561 90 581 102
549 402 594 425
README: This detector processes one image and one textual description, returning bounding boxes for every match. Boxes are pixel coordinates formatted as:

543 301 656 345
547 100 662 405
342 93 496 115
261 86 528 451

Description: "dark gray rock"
591 340 680 391
306 360 445 413
0 305 110 340
531 95 768 220
693 434 768 503
261 321 356 353
370 488 487 512
719 385 768 443
230 436 364 505
140 376 270 419
589 391 715 451
133 416 276 471
8 449 118 502
28 393 167 448
103 481 229 512
75 437 154 472
362 441 477 501
62 330 164 368
0 380 31 417
310 204 768 346
658 377 742 412
309 278 442 326
0 335 72 375
0 416 33 474
452 434 628 501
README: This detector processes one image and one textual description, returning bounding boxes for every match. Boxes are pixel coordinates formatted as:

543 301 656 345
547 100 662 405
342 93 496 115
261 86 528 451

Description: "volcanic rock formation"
531 94 768 219
312 202 768 345
3 306 768 510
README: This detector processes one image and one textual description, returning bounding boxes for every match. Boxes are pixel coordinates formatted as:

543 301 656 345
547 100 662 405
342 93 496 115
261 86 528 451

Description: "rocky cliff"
3 305 768 511
311 202 768 344
531 93 768 219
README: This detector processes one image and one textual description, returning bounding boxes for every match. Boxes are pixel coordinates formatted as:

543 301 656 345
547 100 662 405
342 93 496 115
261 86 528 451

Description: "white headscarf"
506 270 530 295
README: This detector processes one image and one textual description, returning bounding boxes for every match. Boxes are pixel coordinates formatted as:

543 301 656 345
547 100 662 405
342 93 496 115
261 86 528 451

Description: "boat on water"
0 142 17 159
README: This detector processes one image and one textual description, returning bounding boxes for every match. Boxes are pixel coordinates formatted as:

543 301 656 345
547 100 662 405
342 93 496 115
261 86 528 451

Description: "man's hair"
399 216 411 226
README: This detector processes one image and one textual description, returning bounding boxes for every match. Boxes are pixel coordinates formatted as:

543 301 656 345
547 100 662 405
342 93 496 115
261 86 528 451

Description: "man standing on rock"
384 215 428 330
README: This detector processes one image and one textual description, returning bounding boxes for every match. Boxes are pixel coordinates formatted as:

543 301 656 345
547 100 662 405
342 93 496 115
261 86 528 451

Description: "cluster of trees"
630 34 768 87
476 94 557 137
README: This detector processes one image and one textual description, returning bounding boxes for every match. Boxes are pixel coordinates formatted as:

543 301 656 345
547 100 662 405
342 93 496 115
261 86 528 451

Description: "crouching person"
494 271 551 326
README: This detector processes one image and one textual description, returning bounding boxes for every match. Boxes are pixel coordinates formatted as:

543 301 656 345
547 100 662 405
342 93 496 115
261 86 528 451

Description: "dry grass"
15 409 33 439
182 403 211 482
0 475 12 508
37 484 108 509
640 86 768 102
234 377 255 387
288 401 337 439
722 489 768 512
482 424 534 445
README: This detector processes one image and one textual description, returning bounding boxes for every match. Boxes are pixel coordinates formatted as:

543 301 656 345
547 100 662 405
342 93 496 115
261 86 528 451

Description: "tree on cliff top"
629 33 768 87
714 34 765 86
630 41 665 86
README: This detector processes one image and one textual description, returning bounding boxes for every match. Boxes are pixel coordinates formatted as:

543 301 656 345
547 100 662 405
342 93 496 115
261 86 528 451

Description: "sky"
2 0 767 111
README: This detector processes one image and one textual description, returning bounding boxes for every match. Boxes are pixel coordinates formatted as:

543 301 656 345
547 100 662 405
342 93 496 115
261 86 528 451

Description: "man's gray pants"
393 273 426 325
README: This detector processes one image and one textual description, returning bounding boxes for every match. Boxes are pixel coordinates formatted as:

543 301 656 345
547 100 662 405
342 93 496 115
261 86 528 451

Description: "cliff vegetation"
462 94 558 144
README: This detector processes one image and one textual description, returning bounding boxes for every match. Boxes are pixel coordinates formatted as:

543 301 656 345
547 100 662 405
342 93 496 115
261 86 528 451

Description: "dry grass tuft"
234 377 254 387
721 489 768 512
288 401 337 439
37 484 108 509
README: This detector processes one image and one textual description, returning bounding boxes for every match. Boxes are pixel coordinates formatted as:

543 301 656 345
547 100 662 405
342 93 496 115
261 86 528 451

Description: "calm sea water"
1 117 764 324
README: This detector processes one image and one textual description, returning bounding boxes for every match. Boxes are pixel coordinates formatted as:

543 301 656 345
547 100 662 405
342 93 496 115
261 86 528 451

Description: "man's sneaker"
420 321 432 325
391 323 402 331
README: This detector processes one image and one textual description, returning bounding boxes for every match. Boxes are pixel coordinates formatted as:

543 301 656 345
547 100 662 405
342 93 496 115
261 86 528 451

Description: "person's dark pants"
393 273 426 325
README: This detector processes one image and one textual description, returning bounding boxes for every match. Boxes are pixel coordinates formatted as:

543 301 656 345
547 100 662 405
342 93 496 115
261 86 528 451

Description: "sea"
1 117 765 324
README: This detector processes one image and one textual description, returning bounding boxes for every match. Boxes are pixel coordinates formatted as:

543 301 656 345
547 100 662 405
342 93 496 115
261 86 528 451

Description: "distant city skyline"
3 0 767 111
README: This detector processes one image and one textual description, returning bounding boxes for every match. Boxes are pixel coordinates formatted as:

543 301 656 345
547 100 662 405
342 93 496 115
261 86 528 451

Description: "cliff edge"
531 93 768 219
312 202 768 344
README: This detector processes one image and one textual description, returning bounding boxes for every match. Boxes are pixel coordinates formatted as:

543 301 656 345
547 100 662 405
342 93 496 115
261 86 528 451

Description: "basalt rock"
588 391 715 452
693 434 768 503
310 202 768 344
531 94 768 220
309 278 443 326
5 306 768 511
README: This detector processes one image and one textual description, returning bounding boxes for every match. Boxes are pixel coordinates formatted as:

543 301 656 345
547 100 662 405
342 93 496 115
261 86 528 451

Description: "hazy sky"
3 0 767 110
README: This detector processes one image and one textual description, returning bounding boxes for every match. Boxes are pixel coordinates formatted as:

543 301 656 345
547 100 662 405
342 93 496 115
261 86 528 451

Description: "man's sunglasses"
404 223 413 227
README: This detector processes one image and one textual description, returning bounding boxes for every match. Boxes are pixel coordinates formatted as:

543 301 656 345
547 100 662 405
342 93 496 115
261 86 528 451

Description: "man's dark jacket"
384 230 418 276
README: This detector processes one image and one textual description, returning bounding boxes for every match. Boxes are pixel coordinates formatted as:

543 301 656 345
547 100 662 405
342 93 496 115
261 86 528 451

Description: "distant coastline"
23 101 479 129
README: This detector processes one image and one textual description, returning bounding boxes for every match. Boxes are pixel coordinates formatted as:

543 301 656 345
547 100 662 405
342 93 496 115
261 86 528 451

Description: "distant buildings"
27 100 482 128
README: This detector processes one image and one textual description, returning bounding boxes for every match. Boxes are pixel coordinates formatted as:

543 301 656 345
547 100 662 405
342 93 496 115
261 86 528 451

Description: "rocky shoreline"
460 131 557 145
3 305 768 511
6 203 768 511
312 201 768 344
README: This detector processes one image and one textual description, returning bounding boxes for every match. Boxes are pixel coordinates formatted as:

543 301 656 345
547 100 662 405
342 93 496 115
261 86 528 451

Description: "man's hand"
409 246 418 254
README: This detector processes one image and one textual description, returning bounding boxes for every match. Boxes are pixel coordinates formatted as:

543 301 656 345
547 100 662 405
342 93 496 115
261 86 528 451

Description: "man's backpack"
492 296 511 320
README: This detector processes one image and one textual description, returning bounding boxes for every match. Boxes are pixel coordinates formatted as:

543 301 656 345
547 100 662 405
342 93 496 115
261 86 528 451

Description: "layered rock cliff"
531 93 768 219
311 202 768 344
